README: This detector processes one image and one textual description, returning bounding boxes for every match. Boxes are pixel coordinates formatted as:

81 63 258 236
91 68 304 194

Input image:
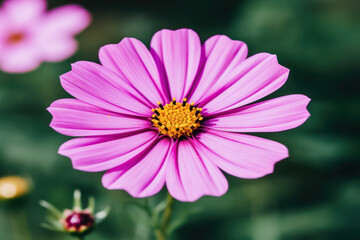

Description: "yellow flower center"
151 98 203 139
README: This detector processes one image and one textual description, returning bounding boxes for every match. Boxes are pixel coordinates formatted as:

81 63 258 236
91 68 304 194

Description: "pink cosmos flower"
0 0 90 73
48 29 310 202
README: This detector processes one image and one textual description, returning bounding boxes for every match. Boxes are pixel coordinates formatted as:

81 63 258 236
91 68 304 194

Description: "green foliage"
0 0 359 239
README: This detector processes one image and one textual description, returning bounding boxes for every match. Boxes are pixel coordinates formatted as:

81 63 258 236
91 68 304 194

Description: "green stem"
155 193 175 240
143 198 152 217
10 209 32 240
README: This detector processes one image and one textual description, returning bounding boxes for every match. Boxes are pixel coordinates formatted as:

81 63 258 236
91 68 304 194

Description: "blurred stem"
155 193 175 240
143 198 152 217
10 209 32 240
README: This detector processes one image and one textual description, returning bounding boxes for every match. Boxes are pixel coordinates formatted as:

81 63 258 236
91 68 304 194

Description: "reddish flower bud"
63 210 95 232
40 190 110 238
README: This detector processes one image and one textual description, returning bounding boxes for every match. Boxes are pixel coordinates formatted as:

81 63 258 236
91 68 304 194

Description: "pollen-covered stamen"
182 98 187 107
157 102 164 110
151 98 203 138
190 102 195 111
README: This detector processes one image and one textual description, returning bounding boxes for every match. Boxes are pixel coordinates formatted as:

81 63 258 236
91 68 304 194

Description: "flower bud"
40 189 110 238
62 209 95 233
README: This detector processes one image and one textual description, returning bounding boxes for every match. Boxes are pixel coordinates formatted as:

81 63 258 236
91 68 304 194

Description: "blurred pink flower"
48 29 310 202
0 0 90 73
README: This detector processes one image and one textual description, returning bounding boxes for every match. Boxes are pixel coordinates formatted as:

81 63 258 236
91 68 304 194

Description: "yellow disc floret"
151 98 203 139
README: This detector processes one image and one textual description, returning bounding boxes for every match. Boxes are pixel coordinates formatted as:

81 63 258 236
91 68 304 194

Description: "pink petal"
188 35 248 104
36 5 90 62
38 37 78 62
201 53 289 115
59 130 159 172
194 130 288 179
206 95 311 132
166 139 228 202
99 38 166 105
0 44 41 73
60 61 153 117
2 0 46 26
41 4 91 35
48 99 151 136
102 137 172 198
150 29 201 101
0 10 7 34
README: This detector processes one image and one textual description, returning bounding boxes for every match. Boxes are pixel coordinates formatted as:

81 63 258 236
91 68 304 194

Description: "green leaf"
95 207 110 224
40 222 63 232
39 200 62 219
73 189 82 211
87 196 95 213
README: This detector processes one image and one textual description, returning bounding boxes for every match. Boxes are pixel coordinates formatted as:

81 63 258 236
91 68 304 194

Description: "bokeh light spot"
0 182 17 199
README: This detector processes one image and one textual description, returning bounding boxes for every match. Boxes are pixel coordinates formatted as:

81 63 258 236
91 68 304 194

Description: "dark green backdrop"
0 0 359 239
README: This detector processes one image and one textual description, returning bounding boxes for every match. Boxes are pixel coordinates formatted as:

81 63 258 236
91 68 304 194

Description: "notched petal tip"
302 95 312 112
58 142 69 157
98 43 117 55
268 53 290 71
169 186 229 202
257 53 290 72
286 94 312 127
47 104 58 130
153 28 197 34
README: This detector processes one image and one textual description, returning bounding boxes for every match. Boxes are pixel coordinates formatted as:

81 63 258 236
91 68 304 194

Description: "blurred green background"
0 0 359 239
